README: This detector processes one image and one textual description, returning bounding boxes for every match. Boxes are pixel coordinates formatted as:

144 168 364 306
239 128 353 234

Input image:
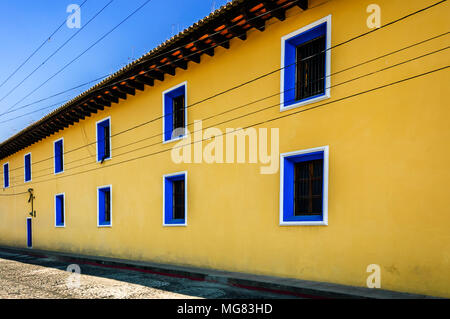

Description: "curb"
0 245 436 299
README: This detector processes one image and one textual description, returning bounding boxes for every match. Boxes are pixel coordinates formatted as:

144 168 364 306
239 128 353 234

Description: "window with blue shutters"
24 153 32 182
163 82 187 142
55 194 65 227
163 172 187 226
3 163 9 188
96 117 111 163
281 16 331 111
98 185 112 227
280 146 329 226
54 138 64 174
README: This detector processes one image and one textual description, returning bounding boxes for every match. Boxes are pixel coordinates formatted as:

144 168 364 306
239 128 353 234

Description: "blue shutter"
55 195 64 226
163 85 185 141
97 122 105 162
97 119 110 162
164 173 186 225
283 22 327 107
54 140 63 173
3 164 9 188
24 154 31 182
98 186 111 226
282 151 324 222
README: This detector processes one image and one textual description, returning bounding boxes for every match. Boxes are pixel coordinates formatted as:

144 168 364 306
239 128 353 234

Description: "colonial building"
0 0 449 297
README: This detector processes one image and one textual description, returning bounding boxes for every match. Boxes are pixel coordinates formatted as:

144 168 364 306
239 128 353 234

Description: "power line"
1 30 447 127
1 0 447 172
0 0 88 91
19 47 449 180
0 191 28 197
4 23 449 175
0 0 303 118
0 0 114 106
6 45 450 180
1 0 444 120
5 65 448 189
0 73 113 118
3 0 153 114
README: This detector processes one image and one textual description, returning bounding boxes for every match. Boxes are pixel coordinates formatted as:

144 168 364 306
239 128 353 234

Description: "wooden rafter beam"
297 0 308 10
262 1 286 21
126 79 145 91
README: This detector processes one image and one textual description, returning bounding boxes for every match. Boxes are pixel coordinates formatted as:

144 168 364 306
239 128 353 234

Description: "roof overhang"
0 0 307 160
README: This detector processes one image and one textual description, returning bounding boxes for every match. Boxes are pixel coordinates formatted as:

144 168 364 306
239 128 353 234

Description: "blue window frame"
281 16 331 110
3 163 9 188
55 194 65 227
96 117 111 163
98 185 112 227
24 153 32 182
163 172 187 226
54 139 64 174
163 82 187 142
27 218 32 248
280 146 328 226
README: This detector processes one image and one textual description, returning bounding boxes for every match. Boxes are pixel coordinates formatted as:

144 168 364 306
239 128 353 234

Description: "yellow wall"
1 0 449 297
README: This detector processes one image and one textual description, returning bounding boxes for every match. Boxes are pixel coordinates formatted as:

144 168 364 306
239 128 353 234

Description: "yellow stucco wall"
0 0 449 297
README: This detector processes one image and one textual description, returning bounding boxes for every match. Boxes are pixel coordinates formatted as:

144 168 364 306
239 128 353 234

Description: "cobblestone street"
0 250 296 299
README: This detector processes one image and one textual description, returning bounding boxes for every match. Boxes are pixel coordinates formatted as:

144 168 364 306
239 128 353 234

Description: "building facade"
0 0 449 297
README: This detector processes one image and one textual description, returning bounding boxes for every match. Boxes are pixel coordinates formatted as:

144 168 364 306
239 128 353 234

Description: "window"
280 146 328 226
163 82 187 142
97 185 112 227
55 194 65 227
96 117 111 163
163 172 187 226
281 15 331 111
3 163 9 188
54 138 64 174
24 153 32 183
294 159 323 215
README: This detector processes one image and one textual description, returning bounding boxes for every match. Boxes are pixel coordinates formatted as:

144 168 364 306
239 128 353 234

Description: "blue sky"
0 0 231 142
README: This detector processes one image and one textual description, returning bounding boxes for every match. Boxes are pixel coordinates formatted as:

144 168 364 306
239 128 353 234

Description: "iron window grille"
295 35 326 101
294 159 324 216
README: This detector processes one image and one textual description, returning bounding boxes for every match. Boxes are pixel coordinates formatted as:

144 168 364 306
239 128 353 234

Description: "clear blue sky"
0 0 231 142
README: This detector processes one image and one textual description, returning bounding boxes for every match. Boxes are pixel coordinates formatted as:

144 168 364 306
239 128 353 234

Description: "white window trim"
54 192 66 228
162 171 188 227
24 152 32 183
53 138 64 175
279 146 329 226
96 116 112 163
162 81 188 144
3 162 9 189
97 184 112 228
280 15 332 112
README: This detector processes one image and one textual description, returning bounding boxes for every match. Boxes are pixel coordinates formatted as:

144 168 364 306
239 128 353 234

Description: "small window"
55 194 65 227
281 16 331 110
24 153 32 183
96 118 111 163
54 138 64 174
280 146 328 226
163 172 187 226
98 186 112 227
163 82 187 142
3 163 9 188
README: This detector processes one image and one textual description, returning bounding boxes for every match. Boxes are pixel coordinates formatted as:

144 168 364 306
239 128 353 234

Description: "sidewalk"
0 245 436 299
